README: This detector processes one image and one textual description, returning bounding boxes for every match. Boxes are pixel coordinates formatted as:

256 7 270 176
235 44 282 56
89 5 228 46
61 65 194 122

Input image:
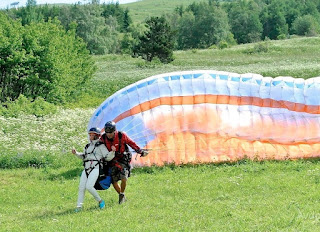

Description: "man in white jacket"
72 127 116 212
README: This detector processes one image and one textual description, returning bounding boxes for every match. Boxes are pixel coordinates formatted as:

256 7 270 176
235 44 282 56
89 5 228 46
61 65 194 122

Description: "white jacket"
76 139 115 170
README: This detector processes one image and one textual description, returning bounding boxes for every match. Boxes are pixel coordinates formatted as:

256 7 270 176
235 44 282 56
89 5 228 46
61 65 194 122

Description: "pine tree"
133 16 175 63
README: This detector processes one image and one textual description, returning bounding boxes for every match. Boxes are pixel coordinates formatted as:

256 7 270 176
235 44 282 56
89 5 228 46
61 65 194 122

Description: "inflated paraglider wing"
88 70 320 166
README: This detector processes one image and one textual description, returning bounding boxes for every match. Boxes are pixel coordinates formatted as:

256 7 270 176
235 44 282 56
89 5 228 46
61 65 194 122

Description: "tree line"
171 0 320 48
3 0 320 55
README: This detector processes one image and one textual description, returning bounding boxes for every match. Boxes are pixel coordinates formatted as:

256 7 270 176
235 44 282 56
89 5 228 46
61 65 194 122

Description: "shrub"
218 40 229 49
292 15 320 36
0 150 80 169
0 95 57 118
243 41 271 54
277 33 287 40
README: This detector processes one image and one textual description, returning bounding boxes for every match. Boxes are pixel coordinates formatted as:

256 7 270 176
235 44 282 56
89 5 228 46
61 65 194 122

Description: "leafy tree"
3 2 131 55
121 23 146 54
17 0 41 25
260 1 288 39
123 9 132 31
102 3 132 32
0 13 95 104
282 0 302 34
227 1 263 43
172 2 234 49
176 11 196 49
175 5 184 17
67 4 120 54
133 16 175 63
292 14 320 36
0 13 25 102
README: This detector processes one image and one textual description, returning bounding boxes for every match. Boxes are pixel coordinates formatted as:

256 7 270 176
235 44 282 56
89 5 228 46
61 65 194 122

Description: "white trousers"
77 168 101 207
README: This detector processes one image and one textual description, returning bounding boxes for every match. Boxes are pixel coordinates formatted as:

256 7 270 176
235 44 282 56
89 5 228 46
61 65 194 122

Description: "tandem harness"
83 141 104 177
83 141 112 190
112 131 133 177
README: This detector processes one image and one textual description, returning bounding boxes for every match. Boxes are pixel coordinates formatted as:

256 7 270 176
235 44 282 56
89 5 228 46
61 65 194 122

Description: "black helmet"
88 127 101 135
104 121 116 133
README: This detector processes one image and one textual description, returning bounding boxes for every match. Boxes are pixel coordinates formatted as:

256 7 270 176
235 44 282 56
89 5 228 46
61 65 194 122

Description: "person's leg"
112 182 121 194
119 167 129 194
118 168 129 204
120 178 127 193
86 169 102 203
111 166 128 204
76 170 87 208
111 166 121 194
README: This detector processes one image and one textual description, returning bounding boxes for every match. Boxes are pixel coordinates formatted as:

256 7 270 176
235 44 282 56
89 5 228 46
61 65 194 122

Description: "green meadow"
2 37 320 231
2 160 320 231
123 0 208 22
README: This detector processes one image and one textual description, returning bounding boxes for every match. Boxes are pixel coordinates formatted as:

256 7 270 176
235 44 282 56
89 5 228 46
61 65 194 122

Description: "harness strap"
83 159 99 163
83 142 104 177
84 162 100 177
113 131 124 170
113 132 132 177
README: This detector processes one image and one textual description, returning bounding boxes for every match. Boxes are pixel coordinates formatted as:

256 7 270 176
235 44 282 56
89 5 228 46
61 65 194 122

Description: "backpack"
94 165 112 190
117 131 132 167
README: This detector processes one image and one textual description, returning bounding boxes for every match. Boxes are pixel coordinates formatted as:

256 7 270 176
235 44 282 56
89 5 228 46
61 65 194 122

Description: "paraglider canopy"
88 70 320 166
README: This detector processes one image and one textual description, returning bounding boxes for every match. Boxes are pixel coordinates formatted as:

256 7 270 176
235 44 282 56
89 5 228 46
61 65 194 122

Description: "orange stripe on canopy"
113 95 320 123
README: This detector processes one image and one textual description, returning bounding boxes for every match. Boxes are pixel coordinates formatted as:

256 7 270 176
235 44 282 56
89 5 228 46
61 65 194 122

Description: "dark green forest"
3 0 320 54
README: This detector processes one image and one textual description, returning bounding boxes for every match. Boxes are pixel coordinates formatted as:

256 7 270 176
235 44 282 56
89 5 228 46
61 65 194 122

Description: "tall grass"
124 0 209 22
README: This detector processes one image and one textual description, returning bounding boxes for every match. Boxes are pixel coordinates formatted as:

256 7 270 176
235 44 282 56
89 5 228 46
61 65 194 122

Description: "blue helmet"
104 121 116 133
88 127 101 135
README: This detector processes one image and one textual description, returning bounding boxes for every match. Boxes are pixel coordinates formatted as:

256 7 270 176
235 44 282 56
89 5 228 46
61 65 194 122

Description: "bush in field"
0 150 77 169
0 12 96 104
292 15 320 36
0 95 57 117
243 40 271 54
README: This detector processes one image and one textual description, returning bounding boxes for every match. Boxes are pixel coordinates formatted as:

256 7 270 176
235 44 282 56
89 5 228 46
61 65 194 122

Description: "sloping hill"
123 0 209 22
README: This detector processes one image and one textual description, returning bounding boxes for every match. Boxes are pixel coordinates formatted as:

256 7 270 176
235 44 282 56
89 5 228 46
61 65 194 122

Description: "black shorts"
111 165 129 182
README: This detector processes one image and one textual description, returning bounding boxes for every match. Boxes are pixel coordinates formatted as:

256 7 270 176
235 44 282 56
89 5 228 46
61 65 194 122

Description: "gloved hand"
140 150 149 157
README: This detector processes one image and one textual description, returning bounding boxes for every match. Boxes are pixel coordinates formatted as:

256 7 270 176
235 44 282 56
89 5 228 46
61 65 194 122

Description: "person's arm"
123 132 148 157
99 144 116 161
122 132 141 151
72 147 86 160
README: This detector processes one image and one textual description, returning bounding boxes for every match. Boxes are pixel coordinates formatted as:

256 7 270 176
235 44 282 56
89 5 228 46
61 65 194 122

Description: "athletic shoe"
75 207 82 213
99 200 105 209
119 193 126 204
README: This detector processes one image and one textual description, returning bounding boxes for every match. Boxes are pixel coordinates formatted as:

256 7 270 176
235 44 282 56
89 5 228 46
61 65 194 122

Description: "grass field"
2 37 320 231
123 0 209 22
1 160 320 231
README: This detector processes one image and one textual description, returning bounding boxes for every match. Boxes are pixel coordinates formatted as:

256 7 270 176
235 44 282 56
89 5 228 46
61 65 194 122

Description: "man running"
100 121 148 204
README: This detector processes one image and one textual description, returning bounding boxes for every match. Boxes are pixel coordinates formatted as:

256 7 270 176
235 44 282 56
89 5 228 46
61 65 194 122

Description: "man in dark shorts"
100 121 148 204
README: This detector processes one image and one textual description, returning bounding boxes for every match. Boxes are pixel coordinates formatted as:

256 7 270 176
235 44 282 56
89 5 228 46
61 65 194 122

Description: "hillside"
123 0 209 22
